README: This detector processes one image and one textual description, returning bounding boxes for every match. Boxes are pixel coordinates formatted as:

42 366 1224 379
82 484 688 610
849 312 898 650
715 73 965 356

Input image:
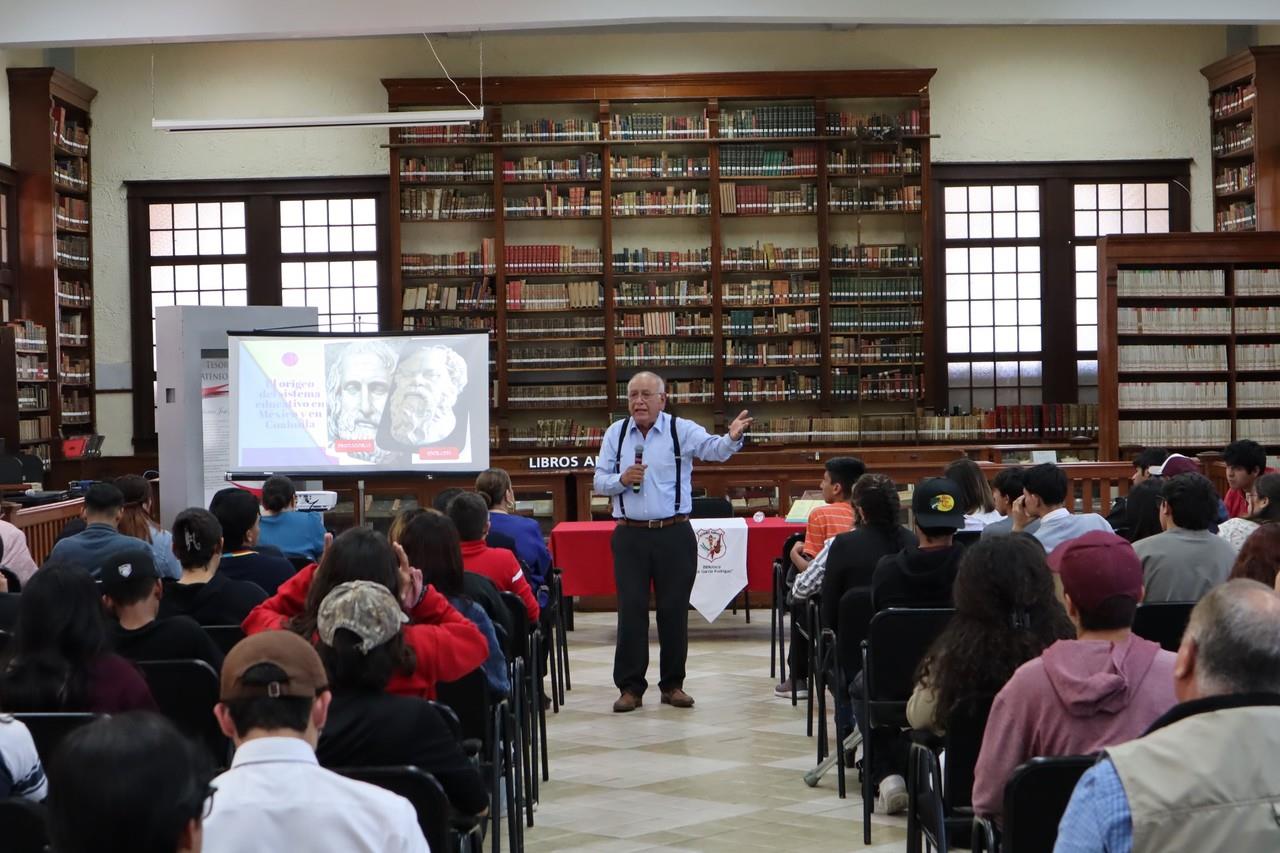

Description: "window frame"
127 176 390 452
928 160 1191 410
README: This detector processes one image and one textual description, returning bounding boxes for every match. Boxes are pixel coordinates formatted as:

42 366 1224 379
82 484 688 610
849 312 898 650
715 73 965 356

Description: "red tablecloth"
550 517 804 596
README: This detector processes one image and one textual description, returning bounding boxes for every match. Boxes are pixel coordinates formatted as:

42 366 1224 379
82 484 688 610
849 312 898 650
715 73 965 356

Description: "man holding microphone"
594 371 753 712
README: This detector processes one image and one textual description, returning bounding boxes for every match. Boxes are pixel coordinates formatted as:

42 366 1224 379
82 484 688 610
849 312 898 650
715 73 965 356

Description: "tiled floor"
526 611 908 852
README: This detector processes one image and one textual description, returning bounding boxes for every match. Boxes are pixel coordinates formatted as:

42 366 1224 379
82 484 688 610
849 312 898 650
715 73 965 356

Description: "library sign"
525 455 597 471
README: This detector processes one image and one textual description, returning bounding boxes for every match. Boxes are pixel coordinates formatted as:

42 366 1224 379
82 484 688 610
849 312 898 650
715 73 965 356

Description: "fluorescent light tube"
152 107 485 132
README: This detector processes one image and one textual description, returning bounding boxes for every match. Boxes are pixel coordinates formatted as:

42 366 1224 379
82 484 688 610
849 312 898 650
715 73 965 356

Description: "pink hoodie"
971 633 1177 819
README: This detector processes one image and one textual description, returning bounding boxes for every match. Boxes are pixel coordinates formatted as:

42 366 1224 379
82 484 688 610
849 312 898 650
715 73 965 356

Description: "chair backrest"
288 555 314 571
203 625 246 656
865 608 955 702
426 699 463 740
909 742 948 853
690 496 734 519
1002 755 1097 853
136 659 228 765
10 712 98 766
336 766 450 853
1131 601 1195 653
942 693 996 812
436 668 491 744
498 591 530 661
835 587 874 681
0 797 48 853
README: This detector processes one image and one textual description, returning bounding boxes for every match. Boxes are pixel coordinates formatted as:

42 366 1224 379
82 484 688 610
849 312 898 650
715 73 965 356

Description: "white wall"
75 25 1230 451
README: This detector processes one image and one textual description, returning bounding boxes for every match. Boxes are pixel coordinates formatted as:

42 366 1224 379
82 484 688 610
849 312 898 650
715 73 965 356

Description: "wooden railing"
9 498 84 565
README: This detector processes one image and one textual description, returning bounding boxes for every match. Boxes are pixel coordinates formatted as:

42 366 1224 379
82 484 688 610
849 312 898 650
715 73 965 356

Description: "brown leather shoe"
613 691 643 713
660 688 695 708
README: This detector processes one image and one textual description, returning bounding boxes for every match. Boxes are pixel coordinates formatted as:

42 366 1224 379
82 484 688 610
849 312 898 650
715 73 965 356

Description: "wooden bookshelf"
384 71 937 450
7 68 97 464
0 323 53 467
1201 46 1280 232
1097 232 1280 459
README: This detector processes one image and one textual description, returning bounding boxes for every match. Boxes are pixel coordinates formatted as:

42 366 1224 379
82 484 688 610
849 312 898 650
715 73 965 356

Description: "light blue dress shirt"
593 412 742 520
1054 759 1133 853
1032 508 1114 554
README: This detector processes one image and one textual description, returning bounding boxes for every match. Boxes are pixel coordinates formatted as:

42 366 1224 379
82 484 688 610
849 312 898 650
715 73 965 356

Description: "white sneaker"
876 773 908 815
774 678 809 699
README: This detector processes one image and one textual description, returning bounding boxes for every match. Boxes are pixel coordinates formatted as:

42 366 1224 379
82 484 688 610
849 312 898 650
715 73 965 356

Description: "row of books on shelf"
721 244 820 270
828 147 922 175
615 341 712 365
723 278 817 304
57 280 91 307
832 275 922 302
619 279 710 305
1237 307 1280 333
18 416 51 442
401 281 495 311
611 113 706 139
722 309 818 335
1238 270 1280 295
55 236 90 270
506 280 602 310
507 244 603 272
1120 420 1233 447
751 415 918 443
724 375 820 401
400 188 494 221
1239 381 1280 408
719 184 815 215
403 314 494 334
611 154 709 179
400 154 495 183
1119 344 1227 372
395 124 492 144
501 119 600 141
722 339 820 365
613 188 708 216
833 369 921 400
60 355 91 384
1117 269 1225 297
507 186 602 218
1239 421 1280 444
924 405 1099 440
503 154 601 182
55 196 90 232
1117 307 1233 334
53 158 89 192
1217 202 1257 233
617 311 711 337
9 320 48 352
1237 344 1280 371
61 391 91 423
721 146 819 177
507 421 607 446
1215 162 1255 195
831 305 922 331
508 316 605 337
52 104 89 155
1212 81 1256 118
831 336 922 364
508 384 608 408
828 184 922 212
1212 121 1253 157
612 248 710 272
17 386 48 411
58 314 89 341
16 354 49 381
1114 381 1280 410
508 344 606 368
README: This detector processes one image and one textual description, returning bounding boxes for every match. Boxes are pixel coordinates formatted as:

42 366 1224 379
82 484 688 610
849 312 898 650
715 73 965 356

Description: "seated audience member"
0 516 38 584
980 467 1040 540
314 580 489 817
257 475 327 563
1010 462 1112 554
1134 473 1236 602
945 458 1003 532
115 474 183 580
1055 580 1280 853
820 473 916 633
160 508 268 626
45 483 141 577
908 535 1074 735
789 457 864 572
0 715 46 801
1130 446 1169 487
433 487 519 554
0 562 155 713
1120 478 1165 544
397 511 510 697
47 712 212 853
1227 523 1280 588
242 527 488 700
100 546 224 672
1149 452 1229 529
206 630 429 852
0 567 17 632
476 467 554 596
1217 472 1280 552
870 477 966 612
1222 438 1274 520
447 493 540 623
210 487 298 595
971 532 1176 822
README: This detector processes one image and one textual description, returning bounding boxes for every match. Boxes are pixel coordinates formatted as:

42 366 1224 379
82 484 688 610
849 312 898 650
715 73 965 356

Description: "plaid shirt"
791 538 834 601
1054 759 1132 853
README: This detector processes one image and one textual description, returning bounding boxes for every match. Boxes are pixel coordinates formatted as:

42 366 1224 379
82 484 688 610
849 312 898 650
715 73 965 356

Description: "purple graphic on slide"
282 352 299 367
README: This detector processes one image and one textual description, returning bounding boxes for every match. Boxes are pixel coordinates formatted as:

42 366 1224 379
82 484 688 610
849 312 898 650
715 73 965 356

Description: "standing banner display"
688 517 749 623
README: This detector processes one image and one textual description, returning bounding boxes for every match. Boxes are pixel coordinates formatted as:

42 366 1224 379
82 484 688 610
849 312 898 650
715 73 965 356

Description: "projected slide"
229 332 489 475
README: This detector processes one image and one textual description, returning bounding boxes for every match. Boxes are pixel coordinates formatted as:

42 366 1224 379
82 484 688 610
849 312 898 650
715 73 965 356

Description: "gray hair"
626 371 666 394
1185 579 1280 696
326 340 398 439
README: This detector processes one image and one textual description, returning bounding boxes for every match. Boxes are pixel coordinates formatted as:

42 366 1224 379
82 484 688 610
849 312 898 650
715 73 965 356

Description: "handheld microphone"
632 443 644 493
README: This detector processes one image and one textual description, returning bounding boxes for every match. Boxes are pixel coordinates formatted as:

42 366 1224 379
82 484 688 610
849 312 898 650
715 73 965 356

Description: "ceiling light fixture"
151 107 485 133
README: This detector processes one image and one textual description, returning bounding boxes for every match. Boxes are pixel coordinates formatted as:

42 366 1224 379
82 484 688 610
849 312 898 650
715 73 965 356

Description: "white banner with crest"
688 517 749 623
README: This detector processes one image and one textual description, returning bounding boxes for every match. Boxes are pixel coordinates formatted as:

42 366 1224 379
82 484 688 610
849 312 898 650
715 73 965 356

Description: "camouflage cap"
317 580 409 654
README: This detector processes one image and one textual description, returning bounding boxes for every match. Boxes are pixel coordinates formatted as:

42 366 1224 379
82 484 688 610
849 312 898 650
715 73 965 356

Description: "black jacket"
820 524 915 631
870 542 964 612
159 573 268 626
110 615 225 672
216 549 298 595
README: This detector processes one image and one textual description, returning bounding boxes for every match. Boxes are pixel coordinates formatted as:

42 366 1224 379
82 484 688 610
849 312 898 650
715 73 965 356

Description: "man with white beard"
325 340 396 464
387 344 469 452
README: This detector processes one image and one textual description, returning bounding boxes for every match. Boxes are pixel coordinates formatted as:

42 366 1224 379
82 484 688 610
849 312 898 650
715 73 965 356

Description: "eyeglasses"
628 390 661 401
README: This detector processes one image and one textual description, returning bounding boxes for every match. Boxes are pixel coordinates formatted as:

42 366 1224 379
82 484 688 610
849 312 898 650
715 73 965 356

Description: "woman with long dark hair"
908 535 1075 734
1228 523 1280 587
944 458 1002 532
1122 477 1166 543
241 527 488 699
115 474 182 579
0 562 155 713
397 511 510 697
1218 472 1280 552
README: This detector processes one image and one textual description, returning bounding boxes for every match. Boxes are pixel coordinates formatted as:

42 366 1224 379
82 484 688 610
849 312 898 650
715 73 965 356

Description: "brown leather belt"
617 515 689 529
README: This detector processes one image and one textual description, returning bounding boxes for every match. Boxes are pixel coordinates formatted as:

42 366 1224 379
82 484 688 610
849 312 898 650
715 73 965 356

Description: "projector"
295 491 338 512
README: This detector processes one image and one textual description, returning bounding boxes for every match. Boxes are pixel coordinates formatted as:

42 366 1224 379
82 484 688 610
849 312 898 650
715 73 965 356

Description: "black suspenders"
614 414 682 518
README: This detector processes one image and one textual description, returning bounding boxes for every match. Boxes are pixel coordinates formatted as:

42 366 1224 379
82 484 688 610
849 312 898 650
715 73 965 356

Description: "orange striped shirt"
802 502 855 557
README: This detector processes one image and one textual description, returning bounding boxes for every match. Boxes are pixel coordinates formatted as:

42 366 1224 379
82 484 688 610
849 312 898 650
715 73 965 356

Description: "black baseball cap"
913 477 965 529
99 546 159 592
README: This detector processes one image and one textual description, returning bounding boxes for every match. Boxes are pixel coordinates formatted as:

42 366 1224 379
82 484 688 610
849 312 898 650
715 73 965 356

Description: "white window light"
152 107 485 133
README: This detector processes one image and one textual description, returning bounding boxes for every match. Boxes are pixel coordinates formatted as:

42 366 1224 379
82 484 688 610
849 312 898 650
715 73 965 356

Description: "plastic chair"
0 797 48 853
438 668 516 853
9 712 99 766
136 659 229 766
818 586 875 799
770 531 805 678
498 592 538 829
859 608 955 844
203 624 245 656
1132 601 1195 652
972 754 1097 853
336 766 467 853
940 693 996 847
907 742 948 853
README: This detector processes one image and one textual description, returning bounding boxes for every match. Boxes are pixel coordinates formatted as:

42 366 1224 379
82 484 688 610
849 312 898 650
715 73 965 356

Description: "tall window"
932 163 1189 410
128 178 389 450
